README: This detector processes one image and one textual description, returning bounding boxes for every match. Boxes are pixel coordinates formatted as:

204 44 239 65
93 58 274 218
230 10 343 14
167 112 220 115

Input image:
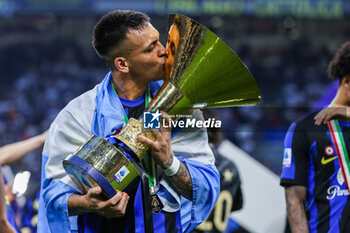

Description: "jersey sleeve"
280 121 309 187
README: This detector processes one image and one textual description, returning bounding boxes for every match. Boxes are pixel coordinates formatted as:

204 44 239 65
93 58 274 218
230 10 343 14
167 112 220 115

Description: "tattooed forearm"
167 160 193 200
285 186 309 233
162 155 174 169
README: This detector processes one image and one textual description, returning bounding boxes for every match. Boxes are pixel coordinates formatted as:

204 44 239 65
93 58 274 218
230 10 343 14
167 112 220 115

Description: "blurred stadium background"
0 0 349 232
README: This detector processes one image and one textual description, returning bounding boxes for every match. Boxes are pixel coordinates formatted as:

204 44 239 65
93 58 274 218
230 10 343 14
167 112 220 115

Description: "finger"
317 109 327 120
150 127 163 138
107 190 123 206
115 192 129 212
314 111 321 120
318 117 326 125
319 109 333 123
121 195 130 214
324 114 334 123
138 134 157 147
88 186 102 197
315 113 324 125
319 114 327 124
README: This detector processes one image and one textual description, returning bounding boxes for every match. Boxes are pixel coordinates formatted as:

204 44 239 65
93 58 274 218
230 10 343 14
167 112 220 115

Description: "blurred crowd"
0 40 105 179
0 14 348 231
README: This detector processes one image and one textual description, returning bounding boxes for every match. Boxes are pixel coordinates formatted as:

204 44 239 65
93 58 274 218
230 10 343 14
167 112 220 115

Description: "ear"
114 57 129 73
342 75 350 88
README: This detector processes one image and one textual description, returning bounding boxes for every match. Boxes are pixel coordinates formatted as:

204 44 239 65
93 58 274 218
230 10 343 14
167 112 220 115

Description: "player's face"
124 23 167 83
165 24 180 80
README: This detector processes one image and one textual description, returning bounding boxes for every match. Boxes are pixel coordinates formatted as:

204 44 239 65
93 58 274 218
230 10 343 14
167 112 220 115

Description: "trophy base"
63 155 118 199
63 155 141 199
62 135 142 199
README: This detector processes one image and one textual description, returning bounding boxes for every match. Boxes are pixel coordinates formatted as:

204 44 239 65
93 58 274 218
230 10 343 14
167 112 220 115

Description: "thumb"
138 134 156 147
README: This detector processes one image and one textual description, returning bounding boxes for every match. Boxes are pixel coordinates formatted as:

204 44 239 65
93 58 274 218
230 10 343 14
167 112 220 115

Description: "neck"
111 71 147 100
333 85 350 106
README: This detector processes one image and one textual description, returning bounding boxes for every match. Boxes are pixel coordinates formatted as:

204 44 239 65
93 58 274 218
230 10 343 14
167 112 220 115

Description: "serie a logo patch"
283 148 292 168
113 165 130 184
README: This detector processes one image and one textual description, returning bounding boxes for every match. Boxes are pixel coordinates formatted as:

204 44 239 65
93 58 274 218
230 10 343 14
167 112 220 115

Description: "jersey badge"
337 168 345 185
223 169 233 183
283 148 292 168
324 146 334 156
321 146 337 165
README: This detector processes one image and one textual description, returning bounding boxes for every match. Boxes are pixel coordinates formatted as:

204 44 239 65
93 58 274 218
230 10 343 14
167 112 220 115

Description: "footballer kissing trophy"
62 14 261 232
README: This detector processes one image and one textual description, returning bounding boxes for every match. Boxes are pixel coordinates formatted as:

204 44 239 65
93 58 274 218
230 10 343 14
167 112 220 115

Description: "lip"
160 57 165 66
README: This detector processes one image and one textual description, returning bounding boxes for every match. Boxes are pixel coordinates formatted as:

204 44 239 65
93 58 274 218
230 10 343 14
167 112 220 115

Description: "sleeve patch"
283 148 292 168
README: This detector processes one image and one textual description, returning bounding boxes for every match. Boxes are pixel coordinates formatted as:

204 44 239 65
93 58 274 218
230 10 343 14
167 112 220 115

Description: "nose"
158 42 167 57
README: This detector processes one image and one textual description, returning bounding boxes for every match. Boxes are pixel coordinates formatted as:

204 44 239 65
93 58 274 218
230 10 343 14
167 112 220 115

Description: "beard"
153 64 166 81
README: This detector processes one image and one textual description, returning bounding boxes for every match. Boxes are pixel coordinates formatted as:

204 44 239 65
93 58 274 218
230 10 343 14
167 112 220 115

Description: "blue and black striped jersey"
280 112 350 233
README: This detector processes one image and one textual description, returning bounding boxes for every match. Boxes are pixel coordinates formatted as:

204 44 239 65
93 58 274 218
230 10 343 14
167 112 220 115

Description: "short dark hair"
92 10 150 70
328 41 350 80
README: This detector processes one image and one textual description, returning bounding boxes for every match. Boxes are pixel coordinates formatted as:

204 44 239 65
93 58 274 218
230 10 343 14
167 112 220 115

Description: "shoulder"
65 86 98 115
44 87 98 153
290 111 320 132
284 110 328 149
55 87 97 125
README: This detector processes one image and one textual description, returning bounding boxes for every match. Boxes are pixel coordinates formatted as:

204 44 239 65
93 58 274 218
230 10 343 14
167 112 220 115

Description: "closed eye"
144 40 158 53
